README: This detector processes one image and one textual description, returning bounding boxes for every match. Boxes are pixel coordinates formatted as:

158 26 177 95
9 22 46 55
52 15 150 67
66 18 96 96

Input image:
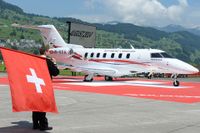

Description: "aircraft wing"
57 59 151 76
62 64 117 76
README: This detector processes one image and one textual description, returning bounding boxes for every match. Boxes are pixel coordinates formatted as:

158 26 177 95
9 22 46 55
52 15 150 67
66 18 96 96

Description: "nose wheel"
172 74 180 87
173 80 180 87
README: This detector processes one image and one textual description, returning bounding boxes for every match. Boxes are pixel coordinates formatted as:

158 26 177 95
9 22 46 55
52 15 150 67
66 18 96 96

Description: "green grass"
55 69 84 76
0 63 85 76
0 64 6 72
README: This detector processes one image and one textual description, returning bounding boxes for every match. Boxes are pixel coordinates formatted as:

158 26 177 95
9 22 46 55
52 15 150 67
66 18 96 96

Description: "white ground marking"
125 94 200 99
53 85 69 89
0 85 8 86
60 80 192 89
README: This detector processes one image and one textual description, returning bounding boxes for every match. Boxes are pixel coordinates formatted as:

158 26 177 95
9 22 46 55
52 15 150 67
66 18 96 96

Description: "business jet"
13 24 199 87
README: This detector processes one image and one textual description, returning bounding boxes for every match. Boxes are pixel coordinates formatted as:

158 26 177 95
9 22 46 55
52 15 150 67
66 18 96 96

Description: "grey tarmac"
0 73 200 133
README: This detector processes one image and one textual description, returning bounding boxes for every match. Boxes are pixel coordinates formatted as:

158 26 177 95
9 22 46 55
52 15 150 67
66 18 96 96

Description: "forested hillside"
95 23 200 65
0 0 200 66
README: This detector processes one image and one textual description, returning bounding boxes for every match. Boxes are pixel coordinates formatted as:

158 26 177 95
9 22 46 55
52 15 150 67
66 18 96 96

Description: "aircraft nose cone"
172 59 199 74
193 67 199 73
187 65 199 74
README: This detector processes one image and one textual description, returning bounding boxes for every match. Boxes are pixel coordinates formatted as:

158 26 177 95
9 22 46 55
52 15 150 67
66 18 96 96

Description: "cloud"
84 0 188 26
84 0 95 9
105 0 188 26
167 0 188 20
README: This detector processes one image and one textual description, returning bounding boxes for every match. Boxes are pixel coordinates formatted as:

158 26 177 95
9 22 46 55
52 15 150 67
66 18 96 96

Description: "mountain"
0 0 24 14
157 24 186 33
95 23 200 51
157 24 200 36
95 23 168 41
188 28 200 37
53 17 89 25
95 23 200 64
0 0 200 66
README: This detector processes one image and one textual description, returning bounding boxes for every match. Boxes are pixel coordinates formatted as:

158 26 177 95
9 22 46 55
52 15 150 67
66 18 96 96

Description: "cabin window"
90 53 94 58
103 53 107 58
96 53 100 58
126 53 130 59
151 53 162 58
118 53 122 58
84 53 88 58
111 53 115 58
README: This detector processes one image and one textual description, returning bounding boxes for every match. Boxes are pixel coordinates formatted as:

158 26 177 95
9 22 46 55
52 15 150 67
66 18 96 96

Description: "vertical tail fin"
12 24 66 48
37 25 66 48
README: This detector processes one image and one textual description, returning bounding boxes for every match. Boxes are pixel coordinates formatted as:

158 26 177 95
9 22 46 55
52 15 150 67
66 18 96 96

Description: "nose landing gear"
173 80 180 87
147 72 153 79
171 74 180 87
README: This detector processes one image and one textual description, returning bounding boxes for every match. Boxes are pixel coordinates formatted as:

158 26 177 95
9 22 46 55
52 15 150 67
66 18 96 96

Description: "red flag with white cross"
0 47 58 113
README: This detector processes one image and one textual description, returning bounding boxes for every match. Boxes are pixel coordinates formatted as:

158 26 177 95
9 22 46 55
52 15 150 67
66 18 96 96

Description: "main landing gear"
105 76 113 81
171 74 180 87
83 75 93 82
147 72 153 79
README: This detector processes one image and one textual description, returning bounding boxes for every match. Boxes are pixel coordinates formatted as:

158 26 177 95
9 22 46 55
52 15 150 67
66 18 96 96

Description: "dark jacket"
46 58 59 78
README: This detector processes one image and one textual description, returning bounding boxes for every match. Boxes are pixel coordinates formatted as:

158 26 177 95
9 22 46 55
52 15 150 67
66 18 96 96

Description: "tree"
10 30 16 36
20 34 25 39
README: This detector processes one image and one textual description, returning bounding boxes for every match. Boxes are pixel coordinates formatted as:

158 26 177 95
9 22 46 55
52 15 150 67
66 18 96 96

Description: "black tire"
83 75 93 82
105 76 113 81
83 75 87 82
173 81 180 87
89 78 93 82
147 75 152 79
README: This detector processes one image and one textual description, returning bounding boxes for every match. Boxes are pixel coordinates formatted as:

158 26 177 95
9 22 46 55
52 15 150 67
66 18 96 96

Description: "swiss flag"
0 47 58 113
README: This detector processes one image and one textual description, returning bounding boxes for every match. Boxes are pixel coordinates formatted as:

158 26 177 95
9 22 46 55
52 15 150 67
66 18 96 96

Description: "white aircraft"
13 24 199 86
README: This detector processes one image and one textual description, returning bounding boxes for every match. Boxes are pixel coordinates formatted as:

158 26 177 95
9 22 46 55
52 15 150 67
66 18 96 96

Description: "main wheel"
147 75 152 79
105 76 113 81
173 80 180 87
83 75 93 82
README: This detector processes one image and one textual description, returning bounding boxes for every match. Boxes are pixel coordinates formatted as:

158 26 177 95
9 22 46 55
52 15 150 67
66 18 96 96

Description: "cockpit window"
160 52 173 58
151 53 162 58
151 52 173 58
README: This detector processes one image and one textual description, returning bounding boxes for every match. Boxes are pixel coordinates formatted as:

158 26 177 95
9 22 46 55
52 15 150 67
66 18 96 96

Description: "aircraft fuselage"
47 47 199 77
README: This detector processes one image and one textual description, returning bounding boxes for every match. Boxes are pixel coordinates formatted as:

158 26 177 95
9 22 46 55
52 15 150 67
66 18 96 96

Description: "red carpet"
1 76 200 103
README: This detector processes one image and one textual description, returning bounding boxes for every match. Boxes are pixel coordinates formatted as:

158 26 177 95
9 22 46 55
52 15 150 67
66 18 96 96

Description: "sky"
4 0 200 27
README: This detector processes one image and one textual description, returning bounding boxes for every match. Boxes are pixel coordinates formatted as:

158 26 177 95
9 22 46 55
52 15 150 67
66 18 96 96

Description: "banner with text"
68 22 96 48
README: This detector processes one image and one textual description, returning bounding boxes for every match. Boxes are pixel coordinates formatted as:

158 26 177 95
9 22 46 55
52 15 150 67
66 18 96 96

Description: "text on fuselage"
48 50 68 54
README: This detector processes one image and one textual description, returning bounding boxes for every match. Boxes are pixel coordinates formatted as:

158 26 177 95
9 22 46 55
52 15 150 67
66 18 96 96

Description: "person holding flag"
32 47 59 131
0 46 59 131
